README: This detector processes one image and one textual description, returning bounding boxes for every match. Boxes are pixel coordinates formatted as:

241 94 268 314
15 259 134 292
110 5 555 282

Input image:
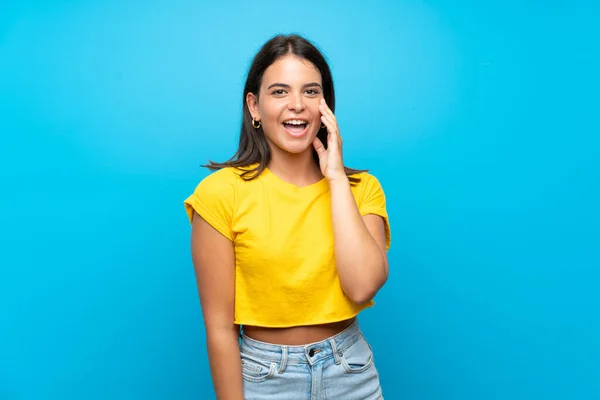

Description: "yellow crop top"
183 165 391 328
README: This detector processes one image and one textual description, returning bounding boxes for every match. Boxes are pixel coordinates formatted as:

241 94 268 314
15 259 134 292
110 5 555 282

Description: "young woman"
184 34 391 400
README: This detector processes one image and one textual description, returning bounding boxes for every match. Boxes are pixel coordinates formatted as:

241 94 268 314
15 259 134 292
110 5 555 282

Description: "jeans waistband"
240 319 363 367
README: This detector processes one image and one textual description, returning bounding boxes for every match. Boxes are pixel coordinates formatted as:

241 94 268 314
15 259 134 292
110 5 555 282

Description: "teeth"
284 120 307 125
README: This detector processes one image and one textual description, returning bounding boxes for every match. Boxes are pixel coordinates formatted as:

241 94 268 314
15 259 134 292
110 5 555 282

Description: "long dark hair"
204 34 366 183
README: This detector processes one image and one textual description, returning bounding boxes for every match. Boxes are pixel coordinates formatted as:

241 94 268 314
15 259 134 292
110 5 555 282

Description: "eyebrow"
267 82 322 90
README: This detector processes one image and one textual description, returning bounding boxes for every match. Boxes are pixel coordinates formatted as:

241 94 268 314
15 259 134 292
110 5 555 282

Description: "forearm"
206 328 244 400
329 176 387 303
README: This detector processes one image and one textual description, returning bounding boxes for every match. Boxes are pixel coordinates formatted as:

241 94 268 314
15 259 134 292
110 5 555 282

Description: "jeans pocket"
240 353 277 383
339 334 375 374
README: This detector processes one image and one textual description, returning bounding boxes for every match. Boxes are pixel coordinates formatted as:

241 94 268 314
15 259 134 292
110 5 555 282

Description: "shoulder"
357 171 382 184
194 166 245 193
349 171 385 193
184 167 245 228
185 168 242 214
348 171 388 212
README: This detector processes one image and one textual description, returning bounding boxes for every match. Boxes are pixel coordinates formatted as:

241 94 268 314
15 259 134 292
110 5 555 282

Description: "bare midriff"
242 317 355 346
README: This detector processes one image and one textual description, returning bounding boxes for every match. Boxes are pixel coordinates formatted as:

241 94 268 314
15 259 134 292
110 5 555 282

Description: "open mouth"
282 119 309 137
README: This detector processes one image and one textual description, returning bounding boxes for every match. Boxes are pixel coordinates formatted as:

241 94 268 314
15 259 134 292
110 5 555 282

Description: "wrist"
327 173 349 185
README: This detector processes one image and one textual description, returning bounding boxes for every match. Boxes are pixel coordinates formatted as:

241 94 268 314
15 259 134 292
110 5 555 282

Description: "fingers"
312 137 326 157
319 98 336 122
320 99 341 136
320 102 336 134
320 114 335 140
319 101 342 152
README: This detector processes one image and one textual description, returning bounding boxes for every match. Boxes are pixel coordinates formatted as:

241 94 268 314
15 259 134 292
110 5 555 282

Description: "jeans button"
308 348 315 357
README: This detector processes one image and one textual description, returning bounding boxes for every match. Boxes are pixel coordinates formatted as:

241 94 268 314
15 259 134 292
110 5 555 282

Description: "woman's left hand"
313 98 347 182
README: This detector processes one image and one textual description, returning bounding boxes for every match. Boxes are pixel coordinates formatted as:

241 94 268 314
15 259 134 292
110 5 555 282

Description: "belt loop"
278 345 288 374
329 338 341 365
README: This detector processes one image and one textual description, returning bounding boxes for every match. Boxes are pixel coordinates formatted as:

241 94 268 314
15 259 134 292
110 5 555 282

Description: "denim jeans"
240 320 383 399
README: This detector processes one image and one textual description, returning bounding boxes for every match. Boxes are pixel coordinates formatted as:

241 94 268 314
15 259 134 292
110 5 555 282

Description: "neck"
267 147 323 187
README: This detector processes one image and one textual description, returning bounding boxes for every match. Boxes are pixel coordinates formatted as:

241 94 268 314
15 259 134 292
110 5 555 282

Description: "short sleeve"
359 173 391 251
183 168 236 241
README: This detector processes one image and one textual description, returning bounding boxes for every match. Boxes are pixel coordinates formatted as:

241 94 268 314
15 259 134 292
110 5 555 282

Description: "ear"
246 92 260 121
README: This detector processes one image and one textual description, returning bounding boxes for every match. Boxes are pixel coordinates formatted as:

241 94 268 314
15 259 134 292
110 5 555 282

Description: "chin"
281 141 314 154
267 136 313 155
267 130 317 154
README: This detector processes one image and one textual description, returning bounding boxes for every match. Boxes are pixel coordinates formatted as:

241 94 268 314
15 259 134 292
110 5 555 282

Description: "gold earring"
321 123 326 129
252 118 261 129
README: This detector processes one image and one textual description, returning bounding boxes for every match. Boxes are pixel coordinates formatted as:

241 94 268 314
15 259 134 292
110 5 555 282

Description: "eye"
272 89 286 95
305 89 320 95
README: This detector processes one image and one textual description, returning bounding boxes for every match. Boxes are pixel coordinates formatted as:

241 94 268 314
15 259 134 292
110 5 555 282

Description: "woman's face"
247 55 324 156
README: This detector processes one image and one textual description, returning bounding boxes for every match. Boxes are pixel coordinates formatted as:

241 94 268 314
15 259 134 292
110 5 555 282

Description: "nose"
287 92 305 112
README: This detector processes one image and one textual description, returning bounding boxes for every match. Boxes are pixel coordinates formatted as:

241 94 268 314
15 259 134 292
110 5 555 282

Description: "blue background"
1 1 599 399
